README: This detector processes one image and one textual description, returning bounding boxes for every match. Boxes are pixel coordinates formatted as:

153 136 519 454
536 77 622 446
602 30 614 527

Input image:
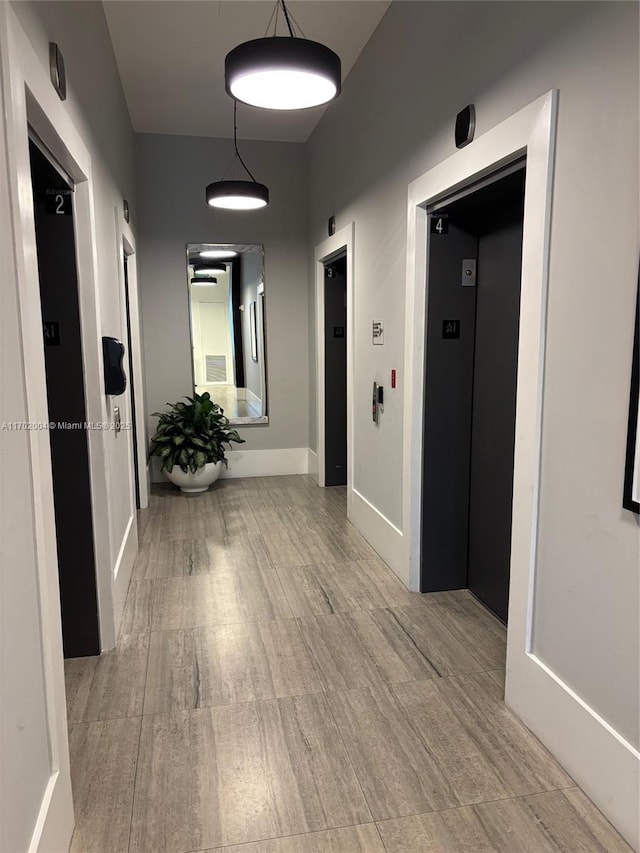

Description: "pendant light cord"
280 0 295 37
233 100 258 183
265 0 306 38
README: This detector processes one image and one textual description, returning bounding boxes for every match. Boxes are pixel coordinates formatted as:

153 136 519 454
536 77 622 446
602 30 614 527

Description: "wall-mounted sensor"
102 336 126 396
328 215 336 237
455 104 475 149
49 43 67 101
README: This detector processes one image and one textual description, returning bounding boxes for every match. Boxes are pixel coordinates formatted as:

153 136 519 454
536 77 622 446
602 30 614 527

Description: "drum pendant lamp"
205 100 269 210
192 264 227 275
190 276 218 286
225 0 341 111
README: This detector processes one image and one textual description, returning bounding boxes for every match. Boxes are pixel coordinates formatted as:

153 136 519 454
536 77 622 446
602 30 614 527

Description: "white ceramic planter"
165 460 223 493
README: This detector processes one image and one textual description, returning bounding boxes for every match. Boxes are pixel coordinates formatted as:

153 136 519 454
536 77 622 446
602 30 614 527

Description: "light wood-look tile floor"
65 475 631 853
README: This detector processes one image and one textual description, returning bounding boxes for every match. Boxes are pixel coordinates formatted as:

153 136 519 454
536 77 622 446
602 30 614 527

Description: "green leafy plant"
148 392 245 474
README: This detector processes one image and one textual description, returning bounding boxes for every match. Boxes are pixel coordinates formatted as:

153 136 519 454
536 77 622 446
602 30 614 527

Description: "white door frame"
111 214 148 632
404 90 558 600
404 90 639 848
314 223 354 509
257 280 266 411
0 5 117 848
118 219 150 512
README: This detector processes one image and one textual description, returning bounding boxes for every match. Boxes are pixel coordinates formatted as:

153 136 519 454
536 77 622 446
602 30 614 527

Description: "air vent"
206 355 227 383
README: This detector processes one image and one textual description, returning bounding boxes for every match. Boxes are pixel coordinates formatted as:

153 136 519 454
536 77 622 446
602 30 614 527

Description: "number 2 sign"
45 188 72 215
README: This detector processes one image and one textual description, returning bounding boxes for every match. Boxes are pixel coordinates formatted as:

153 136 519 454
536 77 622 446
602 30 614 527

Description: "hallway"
64 476 630 853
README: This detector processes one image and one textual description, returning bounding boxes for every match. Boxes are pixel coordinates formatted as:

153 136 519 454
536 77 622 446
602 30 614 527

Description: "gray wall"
0 126 51 853
135 133 309 451
11 0 139 572
3 2 137 849
307 0 639 748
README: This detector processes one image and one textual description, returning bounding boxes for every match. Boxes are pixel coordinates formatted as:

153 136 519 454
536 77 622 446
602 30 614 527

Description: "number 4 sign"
430 214 449 235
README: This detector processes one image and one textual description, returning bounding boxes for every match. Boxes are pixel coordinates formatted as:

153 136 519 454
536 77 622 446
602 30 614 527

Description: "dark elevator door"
29 139 100 657
324 256 347 486
421 166 525 623
467 196 524 620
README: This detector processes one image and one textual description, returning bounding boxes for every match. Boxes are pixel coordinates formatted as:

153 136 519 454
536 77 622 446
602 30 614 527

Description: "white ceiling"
103 1 390 143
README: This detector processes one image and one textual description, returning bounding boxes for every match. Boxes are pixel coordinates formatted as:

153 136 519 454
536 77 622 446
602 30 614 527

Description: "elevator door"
467 198 524 620
29 138 100 657
421 166 525 623
324 255 347 486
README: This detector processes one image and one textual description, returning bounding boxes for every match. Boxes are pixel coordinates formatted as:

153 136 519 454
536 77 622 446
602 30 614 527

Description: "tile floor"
65 475 631 852
195 384 263 419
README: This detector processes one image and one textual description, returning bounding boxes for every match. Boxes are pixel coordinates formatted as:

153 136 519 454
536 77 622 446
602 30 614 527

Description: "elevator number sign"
430 214 448 235
45 188 72 215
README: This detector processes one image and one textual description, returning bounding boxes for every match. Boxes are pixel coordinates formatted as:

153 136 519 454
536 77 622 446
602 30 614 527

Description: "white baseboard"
506 653 640 850
350 487 406 585
111 515 138 646
246 387 261 407
307 448 319 484
222 447 309 478
29 769 74 853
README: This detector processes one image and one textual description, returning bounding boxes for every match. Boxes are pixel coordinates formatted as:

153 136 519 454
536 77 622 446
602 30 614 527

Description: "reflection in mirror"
186 243 268 424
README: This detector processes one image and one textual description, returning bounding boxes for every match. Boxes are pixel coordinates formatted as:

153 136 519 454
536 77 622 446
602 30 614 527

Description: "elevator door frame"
314 223 355 512
116 219 149 513
405 90 557 617
404 90 564 775
421 165 526 618
404 92 638 849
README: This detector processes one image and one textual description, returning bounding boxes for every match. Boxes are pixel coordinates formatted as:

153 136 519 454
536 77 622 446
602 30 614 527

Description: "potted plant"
149 392 245 493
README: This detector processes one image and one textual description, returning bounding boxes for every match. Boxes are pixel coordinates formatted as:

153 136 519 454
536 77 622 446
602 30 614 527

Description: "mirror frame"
186 242 268 425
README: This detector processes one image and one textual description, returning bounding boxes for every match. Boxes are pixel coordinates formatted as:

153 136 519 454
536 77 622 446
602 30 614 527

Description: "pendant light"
200 249 237 259
206 101 269 210
193 264 227 275
190 276 218 286
225 0 341 111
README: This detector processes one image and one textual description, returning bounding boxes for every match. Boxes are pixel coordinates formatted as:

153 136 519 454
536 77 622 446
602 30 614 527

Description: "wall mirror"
186 243 268 424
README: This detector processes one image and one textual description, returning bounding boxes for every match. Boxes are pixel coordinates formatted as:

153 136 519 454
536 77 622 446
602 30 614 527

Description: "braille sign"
442 319 460 339
44 321 61 346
